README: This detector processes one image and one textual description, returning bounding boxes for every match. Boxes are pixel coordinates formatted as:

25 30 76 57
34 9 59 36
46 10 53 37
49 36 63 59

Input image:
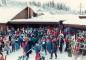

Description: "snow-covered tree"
0 0 7 6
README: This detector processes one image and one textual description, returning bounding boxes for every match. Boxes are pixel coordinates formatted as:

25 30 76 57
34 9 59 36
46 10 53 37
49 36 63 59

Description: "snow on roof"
10 13 63 23
64 20 86 26
10 14 77 23
38 14 79 22
0 19 10 23
10 16 60 23
0 5 45 23
0 6 26 23
10 19 58 23
63 15 86 25
0 5 86 25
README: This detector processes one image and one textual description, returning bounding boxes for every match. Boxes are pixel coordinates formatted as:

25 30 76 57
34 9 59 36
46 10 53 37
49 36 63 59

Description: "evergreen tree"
1 0 7 6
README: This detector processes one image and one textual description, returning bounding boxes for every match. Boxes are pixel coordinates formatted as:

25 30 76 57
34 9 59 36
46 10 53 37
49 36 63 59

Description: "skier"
23 37 33 60
34 42 41 60
41 38 47 55
50 38 57 59
40 48 46 60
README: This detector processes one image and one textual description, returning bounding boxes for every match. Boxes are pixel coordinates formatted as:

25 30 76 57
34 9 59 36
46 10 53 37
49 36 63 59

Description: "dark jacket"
24 41 33 54
46 41 52 53
34 44 41 53
0 45 3 52
51 41 57 52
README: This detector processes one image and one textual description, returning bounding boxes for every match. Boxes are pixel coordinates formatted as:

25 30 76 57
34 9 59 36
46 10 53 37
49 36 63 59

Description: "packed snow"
4 48 86 60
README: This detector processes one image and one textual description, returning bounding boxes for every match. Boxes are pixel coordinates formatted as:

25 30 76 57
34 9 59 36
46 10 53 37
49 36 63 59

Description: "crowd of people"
0 25 86 60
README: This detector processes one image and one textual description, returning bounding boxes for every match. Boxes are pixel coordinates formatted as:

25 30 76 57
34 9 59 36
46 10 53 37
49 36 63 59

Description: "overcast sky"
12 0 86 11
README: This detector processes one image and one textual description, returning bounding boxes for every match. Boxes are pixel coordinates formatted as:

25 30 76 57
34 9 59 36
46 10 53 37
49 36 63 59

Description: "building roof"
9 14 77 23
63 15 86 25
0 5 44 23
0 5 86 27
9 14 61 23
0 6 26 23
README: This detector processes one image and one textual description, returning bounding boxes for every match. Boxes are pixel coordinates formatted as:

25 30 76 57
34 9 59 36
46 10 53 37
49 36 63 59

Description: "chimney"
28 7 33 18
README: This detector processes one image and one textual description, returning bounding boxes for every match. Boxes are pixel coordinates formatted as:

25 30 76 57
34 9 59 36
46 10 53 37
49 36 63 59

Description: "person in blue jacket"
18 35 23 47
46 39 52 54
34 42 41 60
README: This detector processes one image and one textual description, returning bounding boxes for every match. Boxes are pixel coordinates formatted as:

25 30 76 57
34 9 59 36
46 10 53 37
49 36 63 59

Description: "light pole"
80 2 82 15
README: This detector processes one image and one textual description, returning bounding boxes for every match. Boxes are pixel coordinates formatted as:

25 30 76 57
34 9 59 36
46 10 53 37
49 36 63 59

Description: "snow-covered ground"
4 48 86 60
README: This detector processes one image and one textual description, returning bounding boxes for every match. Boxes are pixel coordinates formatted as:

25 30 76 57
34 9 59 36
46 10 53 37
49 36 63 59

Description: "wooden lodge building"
0 6 38 31
0 6 61 31
0 6 86 32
